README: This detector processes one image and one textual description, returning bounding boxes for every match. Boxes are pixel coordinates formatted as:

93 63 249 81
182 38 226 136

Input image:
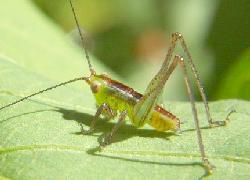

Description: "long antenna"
0 77 87 111
69 0 95 75
0 1 93 111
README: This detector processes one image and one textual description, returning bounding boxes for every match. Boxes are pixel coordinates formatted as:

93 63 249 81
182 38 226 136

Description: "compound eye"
90 81 101 93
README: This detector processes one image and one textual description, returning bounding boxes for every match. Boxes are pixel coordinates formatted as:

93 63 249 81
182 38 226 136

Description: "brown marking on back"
99 74 142 99
99 74 180 127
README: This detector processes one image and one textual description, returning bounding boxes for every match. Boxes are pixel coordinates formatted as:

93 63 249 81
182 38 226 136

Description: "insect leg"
98 110 127 147
168 55 214 173
132 34 180 127
139 53 213 172
170 32 234 127
80 103 114 134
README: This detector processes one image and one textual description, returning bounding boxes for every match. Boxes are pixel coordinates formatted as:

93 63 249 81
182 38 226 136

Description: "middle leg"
99 110 127 147
80 103 114 135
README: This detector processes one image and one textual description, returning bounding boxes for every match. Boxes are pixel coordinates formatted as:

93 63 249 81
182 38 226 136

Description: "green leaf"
0 0 250 179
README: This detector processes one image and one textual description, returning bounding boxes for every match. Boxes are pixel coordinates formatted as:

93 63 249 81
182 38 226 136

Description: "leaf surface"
0 0 250 180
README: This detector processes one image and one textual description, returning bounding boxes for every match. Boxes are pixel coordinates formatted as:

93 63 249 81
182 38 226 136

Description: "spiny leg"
133 31 234 128
145 32 235 127
135 53 215 172
171 33 212 125
167 55 214 173
143 32 178 94
99 110 127 147
132 32 204 127
80 103 114 134
132 33 180 127
170 32 235 127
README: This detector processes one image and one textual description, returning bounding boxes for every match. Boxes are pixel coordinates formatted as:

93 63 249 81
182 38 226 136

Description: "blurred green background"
33 0 250 101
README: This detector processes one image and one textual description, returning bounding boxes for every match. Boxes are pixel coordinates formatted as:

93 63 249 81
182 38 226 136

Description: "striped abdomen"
149 105 180 131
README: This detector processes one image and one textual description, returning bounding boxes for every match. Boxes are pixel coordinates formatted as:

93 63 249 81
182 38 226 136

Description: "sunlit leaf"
0 0 249 179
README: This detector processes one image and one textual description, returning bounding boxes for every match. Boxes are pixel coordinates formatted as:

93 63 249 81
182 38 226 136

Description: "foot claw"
79 123 93 135
81 129 93 135
203 158 215 175
209 121 226 128
98 133 112 147
209 109 236 128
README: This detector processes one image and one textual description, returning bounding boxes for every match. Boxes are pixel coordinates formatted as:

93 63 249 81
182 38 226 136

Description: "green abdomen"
94 81 137 119
90 74 180 131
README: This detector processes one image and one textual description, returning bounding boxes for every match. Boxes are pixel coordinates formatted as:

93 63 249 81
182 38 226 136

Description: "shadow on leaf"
0 106 211 178
86 147 209 179
56 108 176 145
55 108 211 178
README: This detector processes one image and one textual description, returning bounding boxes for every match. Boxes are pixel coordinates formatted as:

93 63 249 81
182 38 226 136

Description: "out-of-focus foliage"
207 0 250 100
216 49 250 99
33 0 250 100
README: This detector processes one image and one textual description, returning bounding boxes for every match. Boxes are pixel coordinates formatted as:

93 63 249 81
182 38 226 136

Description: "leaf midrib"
0 144 249 165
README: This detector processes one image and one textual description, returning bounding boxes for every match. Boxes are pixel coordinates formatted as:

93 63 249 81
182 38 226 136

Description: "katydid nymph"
0 0 235 174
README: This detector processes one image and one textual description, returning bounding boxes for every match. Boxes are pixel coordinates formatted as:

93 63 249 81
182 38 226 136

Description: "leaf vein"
0 145 249 165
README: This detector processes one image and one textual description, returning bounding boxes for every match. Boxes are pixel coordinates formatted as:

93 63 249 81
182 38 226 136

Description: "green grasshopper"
0 0 234 174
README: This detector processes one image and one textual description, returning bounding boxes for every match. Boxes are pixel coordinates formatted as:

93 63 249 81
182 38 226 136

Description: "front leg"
99 110 127 147
80 103 114 135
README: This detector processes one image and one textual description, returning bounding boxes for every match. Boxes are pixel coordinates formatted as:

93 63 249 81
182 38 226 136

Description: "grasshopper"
0 0 234 174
